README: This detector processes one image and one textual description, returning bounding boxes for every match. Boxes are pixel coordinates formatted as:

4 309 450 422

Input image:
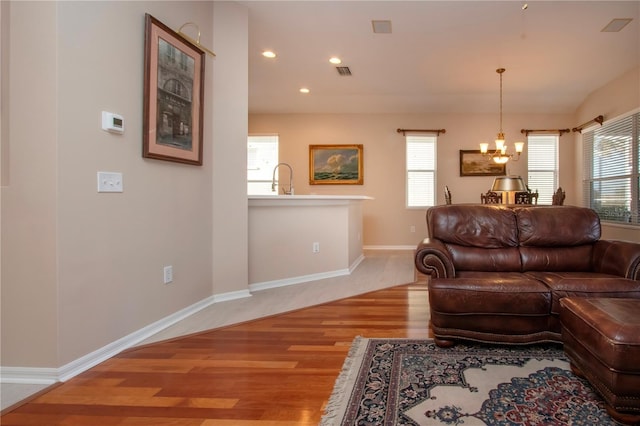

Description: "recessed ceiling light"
262 50 277 58
601 18 633 32
329 57 342 65
299 88 310 94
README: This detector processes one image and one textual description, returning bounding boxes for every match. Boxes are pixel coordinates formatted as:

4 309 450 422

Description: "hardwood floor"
1 282 430 425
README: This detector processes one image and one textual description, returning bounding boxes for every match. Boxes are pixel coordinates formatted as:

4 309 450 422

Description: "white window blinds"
583 112 639 224
406 135 437 208
248 135 279 195
527 135 558 205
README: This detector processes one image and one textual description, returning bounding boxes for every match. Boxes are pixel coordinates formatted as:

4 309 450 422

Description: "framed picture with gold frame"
309 144 363 185
143 14 205 165
459 150 506 176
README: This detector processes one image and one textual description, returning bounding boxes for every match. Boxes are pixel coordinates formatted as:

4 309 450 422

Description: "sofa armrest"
593 240 640 280
415 238 455 278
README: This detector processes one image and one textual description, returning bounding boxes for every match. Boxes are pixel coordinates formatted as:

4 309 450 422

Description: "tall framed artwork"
143 14 205 165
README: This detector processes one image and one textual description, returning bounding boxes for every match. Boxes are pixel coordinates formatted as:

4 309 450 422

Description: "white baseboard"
249 269 350 292
350 254 365 272
0 367 59 385
364 245 416 250
0 288 252 385
249 254 365 293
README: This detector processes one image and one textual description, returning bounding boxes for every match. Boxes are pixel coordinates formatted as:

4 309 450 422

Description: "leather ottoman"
560 297 640 425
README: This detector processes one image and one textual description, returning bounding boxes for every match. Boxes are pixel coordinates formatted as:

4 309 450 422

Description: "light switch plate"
97 172 123 193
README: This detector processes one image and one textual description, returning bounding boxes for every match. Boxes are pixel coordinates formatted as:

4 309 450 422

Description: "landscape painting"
459 150 506 176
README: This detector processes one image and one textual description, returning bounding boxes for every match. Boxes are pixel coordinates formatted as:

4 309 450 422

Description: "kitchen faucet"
272 163 294 195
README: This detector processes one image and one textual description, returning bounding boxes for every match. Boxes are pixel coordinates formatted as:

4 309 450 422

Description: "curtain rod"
520 128 571 137
572 115 604 133
397 128 446 136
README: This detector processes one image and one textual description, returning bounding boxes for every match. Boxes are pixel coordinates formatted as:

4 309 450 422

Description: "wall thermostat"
102 111 124 134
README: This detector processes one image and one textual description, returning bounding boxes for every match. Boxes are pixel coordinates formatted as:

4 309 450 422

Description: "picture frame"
309 144 364 185
459 150 506 176
143 14 205 165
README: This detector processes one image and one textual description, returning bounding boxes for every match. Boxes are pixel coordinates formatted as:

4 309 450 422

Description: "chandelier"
480 68 524 164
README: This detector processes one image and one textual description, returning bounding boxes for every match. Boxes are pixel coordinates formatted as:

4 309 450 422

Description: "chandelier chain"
497 68 505 134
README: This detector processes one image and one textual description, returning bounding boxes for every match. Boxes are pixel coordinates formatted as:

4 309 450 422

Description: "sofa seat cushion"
429 276 553 340
525 271 640 314
430 276 551 315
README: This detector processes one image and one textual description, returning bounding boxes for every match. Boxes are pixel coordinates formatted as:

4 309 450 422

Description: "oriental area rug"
321 337 617 426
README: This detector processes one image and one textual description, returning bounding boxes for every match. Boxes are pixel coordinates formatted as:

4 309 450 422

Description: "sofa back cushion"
428 205 522 272
516 206 600 271
515 206 601 246
428 205 518 248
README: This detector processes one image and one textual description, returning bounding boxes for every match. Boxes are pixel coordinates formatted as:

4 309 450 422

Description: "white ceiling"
243 1 640 115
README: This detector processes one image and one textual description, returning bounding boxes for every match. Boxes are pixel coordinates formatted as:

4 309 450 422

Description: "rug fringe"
320 335 368 426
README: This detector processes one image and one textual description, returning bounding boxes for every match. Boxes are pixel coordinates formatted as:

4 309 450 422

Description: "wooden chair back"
514 190 538 205
444 186 452 205
552 187 566 205
514 191 532 204
481 191 503 204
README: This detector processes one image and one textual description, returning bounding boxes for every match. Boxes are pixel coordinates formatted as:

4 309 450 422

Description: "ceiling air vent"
336 66 352 76
601 18 633 32
372 20 392 34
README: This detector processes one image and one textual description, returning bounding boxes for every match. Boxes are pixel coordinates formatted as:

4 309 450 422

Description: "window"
527 134 558 204
583 112 639 224
248 134 279 195
406 135 437 208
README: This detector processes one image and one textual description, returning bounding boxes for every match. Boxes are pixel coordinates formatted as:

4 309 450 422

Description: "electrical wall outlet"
410 225 416 233
163 266 173 284
312 242 320 253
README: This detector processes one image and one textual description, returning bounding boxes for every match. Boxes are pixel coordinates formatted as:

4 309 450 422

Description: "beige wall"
2 0 60 367
248 203 349 283
212 1 249 296
1 0 9 185
1 1 249 369
249 112 574 246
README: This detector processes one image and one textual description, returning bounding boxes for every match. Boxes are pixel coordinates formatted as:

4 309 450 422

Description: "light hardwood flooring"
1 249 422 420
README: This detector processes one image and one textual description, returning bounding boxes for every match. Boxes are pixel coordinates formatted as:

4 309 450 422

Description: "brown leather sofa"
415 204 640 347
